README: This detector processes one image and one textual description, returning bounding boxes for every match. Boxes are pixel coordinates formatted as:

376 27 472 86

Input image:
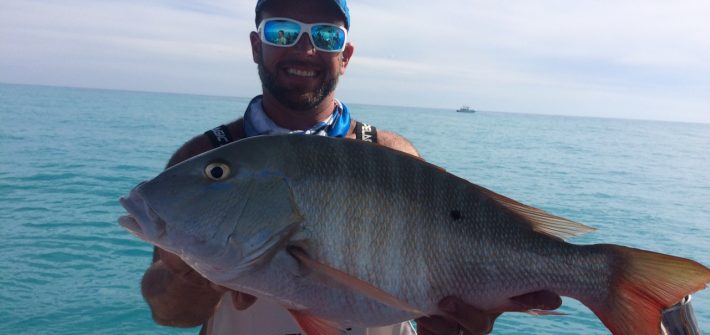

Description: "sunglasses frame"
258 17 348 53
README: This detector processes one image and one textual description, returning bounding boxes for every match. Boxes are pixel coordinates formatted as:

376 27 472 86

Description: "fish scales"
280 136 602 312
119 134 710 335
291 137 431 320
262 138 413 322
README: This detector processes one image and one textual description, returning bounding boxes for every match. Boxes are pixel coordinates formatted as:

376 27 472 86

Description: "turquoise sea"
1 82 708 334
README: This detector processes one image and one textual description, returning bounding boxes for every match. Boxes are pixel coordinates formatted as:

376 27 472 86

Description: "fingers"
509 290 562 311
421 296 499 335
231 292 257 310
155 248 213 285
207 286 257 310
154 248 258 312
420 292 561 335
156 248 191 273
439 296 499 334
416 315 460 335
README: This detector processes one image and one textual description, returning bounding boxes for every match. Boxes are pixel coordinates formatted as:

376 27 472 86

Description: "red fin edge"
585 245 710 335
288 309 346 335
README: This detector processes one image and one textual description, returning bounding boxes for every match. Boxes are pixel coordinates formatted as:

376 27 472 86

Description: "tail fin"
586 245 710 335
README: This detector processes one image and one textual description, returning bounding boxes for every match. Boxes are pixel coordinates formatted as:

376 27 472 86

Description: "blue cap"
255 0 350 29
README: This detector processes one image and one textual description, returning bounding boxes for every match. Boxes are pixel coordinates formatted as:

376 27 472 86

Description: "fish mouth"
118 214 145 239
119 184 167 242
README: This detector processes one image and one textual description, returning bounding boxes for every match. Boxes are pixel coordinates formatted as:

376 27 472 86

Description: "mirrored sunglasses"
258 17 348 53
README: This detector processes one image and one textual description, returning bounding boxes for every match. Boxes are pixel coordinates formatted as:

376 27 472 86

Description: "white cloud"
344 0 710 122
0 0 259 95
1 0 709 123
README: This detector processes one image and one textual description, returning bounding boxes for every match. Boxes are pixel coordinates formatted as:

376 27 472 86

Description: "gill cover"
193 174 306 284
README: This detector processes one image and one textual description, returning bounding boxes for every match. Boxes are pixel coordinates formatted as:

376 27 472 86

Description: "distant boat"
456 105 476 113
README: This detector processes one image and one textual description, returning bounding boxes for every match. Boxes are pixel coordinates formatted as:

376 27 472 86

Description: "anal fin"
289 309 346 335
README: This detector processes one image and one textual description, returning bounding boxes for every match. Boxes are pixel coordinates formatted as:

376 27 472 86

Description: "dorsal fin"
476 185 596 240
343 135 593 240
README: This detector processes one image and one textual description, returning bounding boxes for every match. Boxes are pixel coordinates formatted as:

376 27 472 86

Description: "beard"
257 51 339 111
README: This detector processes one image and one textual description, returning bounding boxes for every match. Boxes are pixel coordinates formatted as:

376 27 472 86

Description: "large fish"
119 134 710 335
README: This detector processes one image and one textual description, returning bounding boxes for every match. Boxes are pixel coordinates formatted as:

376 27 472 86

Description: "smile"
286 68 317 77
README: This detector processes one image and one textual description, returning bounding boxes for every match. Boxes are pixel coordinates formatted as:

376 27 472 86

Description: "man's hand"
141 248 257 326
415 291 562 335
155 248 258 310
229 290 258 310
157 248 258 311
155 247 210 284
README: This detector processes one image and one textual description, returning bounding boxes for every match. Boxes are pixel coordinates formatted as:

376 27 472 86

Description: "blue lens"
263 20 301 46
262 19 346 52
311 25 345 51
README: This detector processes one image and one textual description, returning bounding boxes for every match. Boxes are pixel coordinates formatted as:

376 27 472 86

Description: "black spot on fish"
450 210 462 220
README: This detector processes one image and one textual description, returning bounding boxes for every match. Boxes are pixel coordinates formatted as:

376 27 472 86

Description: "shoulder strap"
355 121 378 143
204 125 234 148
208 121 377 147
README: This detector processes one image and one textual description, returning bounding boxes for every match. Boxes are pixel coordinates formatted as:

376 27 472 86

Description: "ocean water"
1 82 708 334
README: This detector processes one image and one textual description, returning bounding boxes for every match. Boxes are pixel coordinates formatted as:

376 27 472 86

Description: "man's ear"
250 31 261 63
340 42 355 74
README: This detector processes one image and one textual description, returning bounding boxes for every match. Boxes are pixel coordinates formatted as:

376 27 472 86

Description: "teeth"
287 68 316 77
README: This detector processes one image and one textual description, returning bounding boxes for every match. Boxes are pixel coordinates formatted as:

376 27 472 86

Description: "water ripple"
2 84 709 334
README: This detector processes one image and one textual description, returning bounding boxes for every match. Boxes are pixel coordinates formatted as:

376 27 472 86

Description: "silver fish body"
120 134 710 334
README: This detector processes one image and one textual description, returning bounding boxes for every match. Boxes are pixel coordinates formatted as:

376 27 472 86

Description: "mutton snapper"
119 134 710 335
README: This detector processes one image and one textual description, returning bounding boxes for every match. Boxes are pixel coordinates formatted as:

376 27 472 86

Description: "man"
140 0 561 334
276 30 288 45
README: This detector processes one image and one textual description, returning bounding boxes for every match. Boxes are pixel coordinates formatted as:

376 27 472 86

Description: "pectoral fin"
289 309 346 335
239 175 304 232
226 176 304 275
288 247 427 317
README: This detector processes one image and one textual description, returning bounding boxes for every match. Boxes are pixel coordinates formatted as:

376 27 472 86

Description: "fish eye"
204 161 231 181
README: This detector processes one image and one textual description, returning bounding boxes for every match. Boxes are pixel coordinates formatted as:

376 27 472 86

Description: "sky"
1 0 710 123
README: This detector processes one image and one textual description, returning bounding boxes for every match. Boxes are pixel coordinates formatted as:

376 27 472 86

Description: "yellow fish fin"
476 185 595 240
288 247 428 317
583 245 710 335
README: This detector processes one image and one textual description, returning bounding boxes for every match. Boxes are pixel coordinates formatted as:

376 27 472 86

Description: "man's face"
251 0 353 111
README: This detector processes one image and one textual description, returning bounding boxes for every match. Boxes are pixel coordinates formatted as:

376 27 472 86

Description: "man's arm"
374 130 421 157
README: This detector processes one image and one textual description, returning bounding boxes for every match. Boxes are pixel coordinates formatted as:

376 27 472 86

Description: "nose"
293 32 316 54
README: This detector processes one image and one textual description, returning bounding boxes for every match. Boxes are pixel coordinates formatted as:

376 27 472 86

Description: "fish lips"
119 183 167 243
